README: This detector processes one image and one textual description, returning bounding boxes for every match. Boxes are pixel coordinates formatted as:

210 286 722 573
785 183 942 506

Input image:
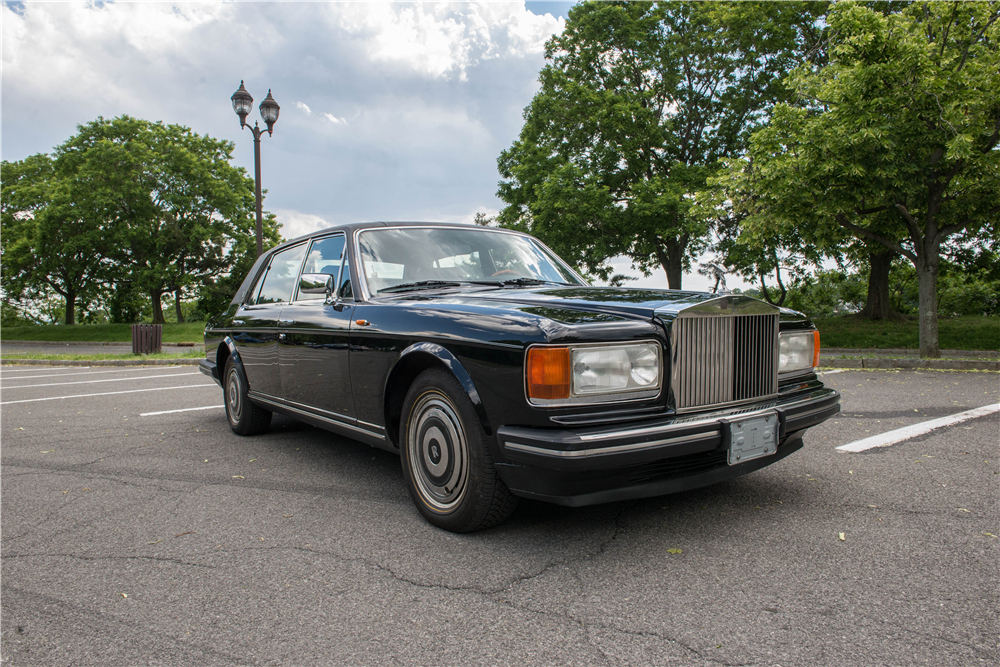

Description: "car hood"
400 286 802 321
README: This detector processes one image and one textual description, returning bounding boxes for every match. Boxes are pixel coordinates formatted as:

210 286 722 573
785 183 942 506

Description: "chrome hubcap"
407 392 468 511
227 369 243 423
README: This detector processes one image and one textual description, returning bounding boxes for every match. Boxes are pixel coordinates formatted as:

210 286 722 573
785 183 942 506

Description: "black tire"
224 357 271 436
400 368 518 532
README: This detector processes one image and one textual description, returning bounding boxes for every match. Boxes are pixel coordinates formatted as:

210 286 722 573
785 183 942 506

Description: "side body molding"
384 341 492 437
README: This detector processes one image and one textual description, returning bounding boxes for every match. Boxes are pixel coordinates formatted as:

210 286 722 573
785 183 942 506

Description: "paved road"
1 366 997 666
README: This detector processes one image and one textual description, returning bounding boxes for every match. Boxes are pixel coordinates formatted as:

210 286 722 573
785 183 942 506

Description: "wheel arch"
217 337 246 386
383 342 492 448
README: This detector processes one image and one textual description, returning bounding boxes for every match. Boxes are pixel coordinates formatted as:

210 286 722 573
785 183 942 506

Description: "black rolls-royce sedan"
201 222 840 532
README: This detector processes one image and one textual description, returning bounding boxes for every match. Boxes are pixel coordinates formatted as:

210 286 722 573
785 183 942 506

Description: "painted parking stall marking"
1 372 199 390
1 384 216 406
837 403 1000 452
141 405 224 417
0 367 187 381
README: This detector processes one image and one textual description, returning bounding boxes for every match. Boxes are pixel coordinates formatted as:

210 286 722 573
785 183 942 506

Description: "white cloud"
2 3 232 115
273 208 331 241
334 2 562 81
2 2 568 234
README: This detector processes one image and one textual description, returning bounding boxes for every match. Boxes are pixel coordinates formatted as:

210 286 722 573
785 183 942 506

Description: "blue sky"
1 1 737 292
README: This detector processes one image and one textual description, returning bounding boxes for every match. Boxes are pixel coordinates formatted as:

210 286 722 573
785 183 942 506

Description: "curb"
1 358 201 367
822 358 999 371
824 347 998 359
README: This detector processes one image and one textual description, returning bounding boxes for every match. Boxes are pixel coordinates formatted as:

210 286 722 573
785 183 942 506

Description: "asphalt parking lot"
1 365 997 666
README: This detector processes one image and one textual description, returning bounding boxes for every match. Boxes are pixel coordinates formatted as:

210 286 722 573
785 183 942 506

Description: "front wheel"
400 369 517 532
224 357 272 436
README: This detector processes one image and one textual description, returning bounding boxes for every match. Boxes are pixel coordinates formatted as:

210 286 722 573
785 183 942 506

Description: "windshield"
357 227 586 294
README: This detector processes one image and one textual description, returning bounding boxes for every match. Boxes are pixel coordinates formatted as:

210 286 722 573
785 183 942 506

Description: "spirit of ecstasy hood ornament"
699 262 731 295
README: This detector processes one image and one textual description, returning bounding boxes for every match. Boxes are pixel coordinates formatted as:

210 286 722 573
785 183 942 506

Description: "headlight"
779 331 820 373
527 342 661 404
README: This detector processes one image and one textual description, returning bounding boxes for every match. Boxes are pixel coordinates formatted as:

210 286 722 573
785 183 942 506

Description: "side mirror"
299 273 336 304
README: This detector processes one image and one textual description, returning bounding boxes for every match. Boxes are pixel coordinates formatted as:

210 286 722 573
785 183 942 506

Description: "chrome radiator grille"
671 313 779 411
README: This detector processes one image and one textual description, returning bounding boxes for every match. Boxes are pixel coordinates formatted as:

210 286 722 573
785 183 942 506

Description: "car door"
278 233 357 418
232 242 307 398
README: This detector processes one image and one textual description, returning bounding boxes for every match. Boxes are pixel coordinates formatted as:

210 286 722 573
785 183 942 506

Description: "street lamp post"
231 81 280 257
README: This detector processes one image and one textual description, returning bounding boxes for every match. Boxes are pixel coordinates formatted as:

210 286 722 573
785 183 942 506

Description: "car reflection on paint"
201 222 840 532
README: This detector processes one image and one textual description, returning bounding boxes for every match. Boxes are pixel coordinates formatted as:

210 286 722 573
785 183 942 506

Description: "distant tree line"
497 0 999 358
1 115 281 325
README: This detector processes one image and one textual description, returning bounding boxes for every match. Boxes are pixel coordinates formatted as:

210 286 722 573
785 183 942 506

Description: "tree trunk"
151 290 166 325
757 270 787 306
174 291 185 323
862 249 893 320
64 290 77 326
915 249 940 358
654 237 685 290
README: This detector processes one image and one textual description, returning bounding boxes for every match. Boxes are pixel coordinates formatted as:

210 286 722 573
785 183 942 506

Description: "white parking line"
0 367 186 380
819 369 846 375
1 372 198 390
837 403 1000 452
0 384 216 405
141 405 224 416
0 366 94 375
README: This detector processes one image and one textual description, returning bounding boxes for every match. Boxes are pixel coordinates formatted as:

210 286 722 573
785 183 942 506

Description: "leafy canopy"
497 0 826 287
720 1 999 356
1 115 278 324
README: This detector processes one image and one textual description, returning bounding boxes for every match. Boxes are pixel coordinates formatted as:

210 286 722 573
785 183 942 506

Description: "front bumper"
495 386 839 506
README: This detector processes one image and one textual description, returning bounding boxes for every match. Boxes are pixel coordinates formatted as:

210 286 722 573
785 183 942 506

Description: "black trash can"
131 324 162 354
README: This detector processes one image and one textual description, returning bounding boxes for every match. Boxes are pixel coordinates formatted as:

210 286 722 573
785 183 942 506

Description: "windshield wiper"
377 280 463 294
499 277 574 287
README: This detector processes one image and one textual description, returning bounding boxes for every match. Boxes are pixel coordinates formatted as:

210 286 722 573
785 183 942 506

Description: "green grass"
1 349 205 362
814 316 1000 351
1 322 206 344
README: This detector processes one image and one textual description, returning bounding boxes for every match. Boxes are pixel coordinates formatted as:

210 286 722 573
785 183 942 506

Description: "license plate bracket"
728 412 778 466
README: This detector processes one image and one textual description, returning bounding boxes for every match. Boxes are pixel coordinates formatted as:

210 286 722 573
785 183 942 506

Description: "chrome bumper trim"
505 431 717 459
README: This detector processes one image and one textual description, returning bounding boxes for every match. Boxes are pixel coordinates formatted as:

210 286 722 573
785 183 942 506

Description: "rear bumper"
495 387 839 506
199 358 221 387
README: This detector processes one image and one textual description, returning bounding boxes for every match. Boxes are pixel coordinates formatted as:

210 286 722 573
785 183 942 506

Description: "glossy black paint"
279 300 356 417
202 221 840 508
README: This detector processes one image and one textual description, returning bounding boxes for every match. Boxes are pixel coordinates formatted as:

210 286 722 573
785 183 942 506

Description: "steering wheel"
490 269 519 277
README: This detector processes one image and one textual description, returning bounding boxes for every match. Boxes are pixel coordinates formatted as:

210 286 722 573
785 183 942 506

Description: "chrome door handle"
278 319 295 325
232 319 245 326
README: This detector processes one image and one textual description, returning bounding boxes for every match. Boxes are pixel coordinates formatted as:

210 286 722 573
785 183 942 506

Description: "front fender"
384 341 492 438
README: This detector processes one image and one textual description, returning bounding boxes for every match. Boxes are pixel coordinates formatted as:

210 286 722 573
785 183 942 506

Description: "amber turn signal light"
527 347 571 400
813 330 821 368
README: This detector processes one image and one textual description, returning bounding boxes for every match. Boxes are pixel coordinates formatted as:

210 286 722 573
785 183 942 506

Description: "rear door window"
253 243 307 305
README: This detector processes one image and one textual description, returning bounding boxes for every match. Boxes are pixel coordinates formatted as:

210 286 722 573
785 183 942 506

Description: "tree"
196 210 281 319
54 116 261 323
725 2 999 357
497 1 826 287
1 154 111 325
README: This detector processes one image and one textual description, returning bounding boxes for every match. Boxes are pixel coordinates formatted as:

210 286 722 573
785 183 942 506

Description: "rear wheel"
400 369 517 532
224 357 271 436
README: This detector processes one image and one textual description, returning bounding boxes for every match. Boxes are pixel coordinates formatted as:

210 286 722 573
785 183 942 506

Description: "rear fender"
218 337 249 388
